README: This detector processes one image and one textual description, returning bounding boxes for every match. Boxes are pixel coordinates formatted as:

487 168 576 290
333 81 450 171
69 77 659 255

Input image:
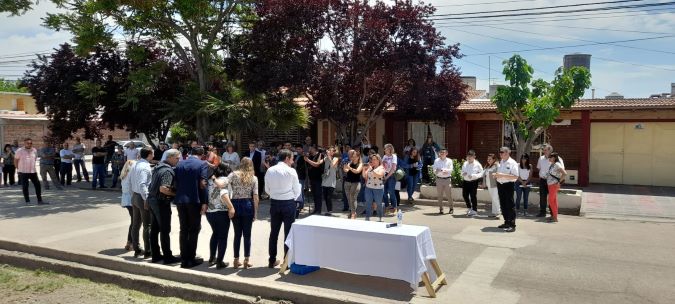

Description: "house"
316 84 675 187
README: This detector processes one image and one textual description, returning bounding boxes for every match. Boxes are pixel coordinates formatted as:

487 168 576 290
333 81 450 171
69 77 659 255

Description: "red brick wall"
467 120 502 162
445 120 461 159
547 120 582 172
2 120 49 147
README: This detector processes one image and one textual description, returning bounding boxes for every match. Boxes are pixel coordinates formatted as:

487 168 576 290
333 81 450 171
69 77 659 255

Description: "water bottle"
397 209 403 226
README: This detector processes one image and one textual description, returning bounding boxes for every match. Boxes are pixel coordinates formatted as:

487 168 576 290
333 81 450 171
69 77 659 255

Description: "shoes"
133 249 143 258
151 257 163 263
163 256 181 265
373 210 377 216
310 211 320 215
466 209 471 215
522 211 529 217
233 258 242 269
449 208 454 214
468 210 477 216
243 258 253 269
181 258 204 269
143 251 152 259
324 212 332 216
124 242 132 251
537 213 546 217
268 260 280 268
208 256 216 266
504 226 516 233
497 223 509 229
438 209 444 215
216 261 229 269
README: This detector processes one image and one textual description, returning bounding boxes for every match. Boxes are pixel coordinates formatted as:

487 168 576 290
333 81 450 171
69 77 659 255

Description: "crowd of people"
1 134 567 268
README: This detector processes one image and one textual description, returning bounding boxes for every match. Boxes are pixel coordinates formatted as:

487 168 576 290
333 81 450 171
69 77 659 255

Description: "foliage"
451 159 463 188
492 55 591 159
231 0 468 146
21 43 188 144
168 121 196 144
0 0 34 15
41 0 256 140
0 78 28 93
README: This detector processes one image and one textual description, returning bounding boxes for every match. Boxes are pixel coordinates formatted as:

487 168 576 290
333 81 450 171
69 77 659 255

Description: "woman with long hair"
321 146 339 215
421 136 440 183
382 144 398 214
206 163 235 269
403 138 417 156
342 150 363 219
405 147 422 204
482 154 501 218
515 154 533 216
362 154 386 221
228 157 259 268
221 143 240 168
546 152 567 222
120 160 136 251
2 144 16 186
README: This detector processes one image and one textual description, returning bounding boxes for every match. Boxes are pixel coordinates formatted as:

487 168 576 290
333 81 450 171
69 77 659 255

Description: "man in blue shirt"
174 146 209 268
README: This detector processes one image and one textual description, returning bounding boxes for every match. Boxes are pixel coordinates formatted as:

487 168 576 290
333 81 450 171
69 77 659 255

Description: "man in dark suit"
174 146 209 268
247 142 264 196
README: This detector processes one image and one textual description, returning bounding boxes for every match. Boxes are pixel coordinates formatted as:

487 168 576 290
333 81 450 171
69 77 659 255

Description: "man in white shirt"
265 149 301 269
432 148 454 214
129 147 154 258
72 137 89 183
461 150 484 216
59 142 74 186
124 142 139 162
493 147 519 232
536 144 565 217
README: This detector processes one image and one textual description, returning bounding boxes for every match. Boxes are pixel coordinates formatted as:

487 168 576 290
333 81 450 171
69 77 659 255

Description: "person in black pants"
493 147 520 232
59 142 74 186
304 146 324 214
147 149 180 265
461 150 484 216
174 146 209 268
15 139 45 204
265 149 301 268
2 144 16 186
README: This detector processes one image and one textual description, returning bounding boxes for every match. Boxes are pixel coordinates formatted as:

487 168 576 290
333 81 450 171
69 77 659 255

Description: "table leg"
421 259 447 298
278 255 289 274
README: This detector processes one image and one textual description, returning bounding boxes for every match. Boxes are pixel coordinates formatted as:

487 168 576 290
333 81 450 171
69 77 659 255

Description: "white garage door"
590 122 675 187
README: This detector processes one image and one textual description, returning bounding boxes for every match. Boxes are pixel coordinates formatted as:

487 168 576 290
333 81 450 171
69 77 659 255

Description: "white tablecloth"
284 215 437 289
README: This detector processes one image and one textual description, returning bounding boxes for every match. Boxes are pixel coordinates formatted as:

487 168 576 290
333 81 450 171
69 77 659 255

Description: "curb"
0 239 384 304
0 249 271 304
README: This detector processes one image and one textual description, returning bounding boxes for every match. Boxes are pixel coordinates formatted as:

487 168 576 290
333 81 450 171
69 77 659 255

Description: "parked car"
117 140 146 149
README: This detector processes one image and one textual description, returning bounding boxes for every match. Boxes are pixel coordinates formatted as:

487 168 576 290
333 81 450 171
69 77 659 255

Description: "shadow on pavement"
276 268 415 302
98 248 129 257
481 227 506 233
0 187 119 220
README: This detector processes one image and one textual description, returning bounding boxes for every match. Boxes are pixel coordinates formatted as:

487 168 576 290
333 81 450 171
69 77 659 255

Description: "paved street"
581 184 675 222
1 184 674 304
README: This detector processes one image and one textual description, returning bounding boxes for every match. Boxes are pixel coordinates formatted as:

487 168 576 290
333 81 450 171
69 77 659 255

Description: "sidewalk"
581 184 675 222
1 185 675 303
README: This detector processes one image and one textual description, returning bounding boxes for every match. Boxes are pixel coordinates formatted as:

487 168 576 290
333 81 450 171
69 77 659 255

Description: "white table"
280 216 446 297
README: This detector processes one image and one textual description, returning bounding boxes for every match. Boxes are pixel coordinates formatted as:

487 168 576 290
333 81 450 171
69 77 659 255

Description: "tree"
42 0 255 140
231 0 468 146
0 0 34 15
0 78 28 93
22 43 188 145
492 54 592 159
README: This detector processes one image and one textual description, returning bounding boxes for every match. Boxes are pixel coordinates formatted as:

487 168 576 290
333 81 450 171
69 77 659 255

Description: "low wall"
419 185 582 214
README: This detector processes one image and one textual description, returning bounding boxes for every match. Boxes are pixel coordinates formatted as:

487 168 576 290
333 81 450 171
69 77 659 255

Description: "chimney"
461 76 477 90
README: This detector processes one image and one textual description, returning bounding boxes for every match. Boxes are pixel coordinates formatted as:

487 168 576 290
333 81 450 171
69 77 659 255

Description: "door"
590 123 624 184
652 123 675 187
622 123 653 186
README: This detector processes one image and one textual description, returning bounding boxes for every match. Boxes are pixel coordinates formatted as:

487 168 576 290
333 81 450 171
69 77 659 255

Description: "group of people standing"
444 144 567 232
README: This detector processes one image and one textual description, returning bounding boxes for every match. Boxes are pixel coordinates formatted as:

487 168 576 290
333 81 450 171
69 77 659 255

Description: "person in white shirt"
221 143 240 168
515 154 533 217
59 142 75 186
536 144 565 217
124 142 139 162
481 153 501 217
461 150 483 216
264 149 301 269
493 147 519 232
381 143 398 214
432 148 454 214
72 137 89 183
129 147 154 258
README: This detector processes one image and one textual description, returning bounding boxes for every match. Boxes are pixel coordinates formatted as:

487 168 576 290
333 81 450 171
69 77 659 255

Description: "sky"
0 0 674 98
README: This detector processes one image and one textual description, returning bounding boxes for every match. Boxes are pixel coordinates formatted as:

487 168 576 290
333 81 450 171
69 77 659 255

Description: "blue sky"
1 0 673 98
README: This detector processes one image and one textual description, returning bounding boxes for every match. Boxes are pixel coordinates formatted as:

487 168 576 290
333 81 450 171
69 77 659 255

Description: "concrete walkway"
1 185 675 303
581 184 675 222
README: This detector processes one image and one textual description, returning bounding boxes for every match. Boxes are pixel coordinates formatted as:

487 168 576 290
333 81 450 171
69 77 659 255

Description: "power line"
461 35 675 56
427 1 675 21
434 0 539 8
433 0 648 17
459 24 675 55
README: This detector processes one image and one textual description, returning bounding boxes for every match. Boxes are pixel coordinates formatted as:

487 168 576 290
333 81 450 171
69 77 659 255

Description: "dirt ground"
0 264 205 304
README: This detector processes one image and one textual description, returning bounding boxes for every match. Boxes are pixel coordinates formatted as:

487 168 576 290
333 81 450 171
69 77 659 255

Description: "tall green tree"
41 0 255 140
0 78 28 93
492 54 592 159
0 0 34 15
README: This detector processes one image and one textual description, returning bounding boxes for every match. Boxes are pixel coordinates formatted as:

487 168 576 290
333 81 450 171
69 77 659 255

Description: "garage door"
590 122 675 187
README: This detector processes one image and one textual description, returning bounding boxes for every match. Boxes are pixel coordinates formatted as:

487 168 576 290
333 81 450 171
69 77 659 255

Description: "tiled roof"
466 90 487 100
457 97 675 112
0 111 48 120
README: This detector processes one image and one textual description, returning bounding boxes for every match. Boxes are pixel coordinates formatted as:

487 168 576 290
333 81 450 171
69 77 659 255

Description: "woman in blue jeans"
362 154 386 221
206 163 234 269
381 144 398 215
405 147 422 204
515 154 533 216
227 157 259 269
